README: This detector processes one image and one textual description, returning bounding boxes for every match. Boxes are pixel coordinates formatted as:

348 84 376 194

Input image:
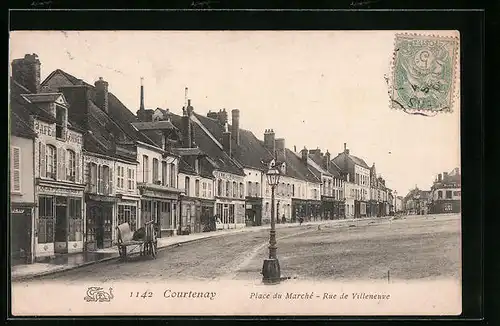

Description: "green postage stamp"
390 33 459 113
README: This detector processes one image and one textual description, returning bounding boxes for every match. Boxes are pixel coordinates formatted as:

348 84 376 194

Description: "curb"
12 218 387 282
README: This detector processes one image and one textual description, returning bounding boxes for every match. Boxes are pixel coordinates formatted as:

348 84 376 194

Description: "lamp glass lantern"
266 168 281 186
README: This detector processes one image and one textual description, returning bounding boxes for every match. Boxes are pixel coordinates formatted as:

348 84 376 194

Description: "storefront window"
68 198 83 241
118 204 137 231
229 204 235 224
38 196 54 244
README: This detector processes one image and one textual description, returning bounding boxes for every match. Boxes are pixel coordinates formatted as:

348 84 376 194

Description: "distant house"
429 168 461 214
332 143 371 218
403 187 431 215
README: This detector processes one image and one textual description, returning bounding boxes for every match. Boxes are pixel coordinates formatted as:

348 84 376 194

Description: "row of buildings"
402 168 461 215
10 53 396 264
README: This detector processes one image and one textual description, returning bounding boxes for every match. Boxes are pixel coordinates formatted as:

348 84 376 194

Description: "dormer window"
55 105 66 139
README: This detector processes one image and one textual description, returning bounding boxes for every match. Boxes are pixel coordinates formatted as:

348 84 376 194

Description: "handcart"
116 220 157 261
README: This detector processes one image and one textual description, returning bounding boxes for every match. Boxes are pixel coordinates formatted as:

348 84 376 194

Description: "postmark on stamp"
390 33 459 114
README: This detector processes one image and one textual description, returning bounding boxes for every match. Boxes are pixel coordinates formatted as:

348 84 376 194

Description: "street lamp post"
262 160 283 284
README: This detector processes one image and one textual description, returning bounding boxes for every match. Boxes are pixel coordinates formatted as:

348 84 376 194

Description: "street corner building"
9 53 399 264
429 168 461 214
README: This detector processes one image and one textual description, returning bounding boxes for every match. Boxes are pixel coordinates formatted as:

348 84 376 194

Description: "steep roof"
284 148 321 183
10 78 57 124
10 110 36 139
193 113 274 171
332 151 370 170
22 93 62 103
170 113 245 176
41 69 158 149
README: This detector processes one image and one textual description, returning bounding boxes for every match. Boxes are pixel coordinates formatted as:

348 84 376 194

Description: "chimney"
438 173 442 181
231 109 240 146
94 77 109 113
264 129 276 156
11 54 41 94
443 172 448 180
275 138 286 162
182 104 192 148
140 77 145 111
324 150 331 170
186 99 193 116
222 123 232 156
217 109 228 126
301 146 308 163
294 145 297 152
207 110 218 120
343 143 349 181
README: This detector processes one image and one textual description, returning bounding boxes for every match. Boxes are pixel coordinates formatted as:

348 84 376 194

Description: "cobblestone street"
14 214 460 285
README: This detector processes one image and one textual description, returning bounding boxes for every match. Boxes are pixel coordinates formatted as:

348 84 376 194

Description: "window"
232 181 237 198
226 181 230 197
286 184 290 197
66 150 76 182
229 204 235 224
162 161 168 186
38 196 54 244
127 168 135 190
89 163 98 193
217 179 222 196
444 203 452 212
68 198 83 241
11 147 21 192
208 182 213 198
256 182 260 197
118 205 137 232
142 155 149 183
55 106 65 139
185 177 190 196
453 191 461 196
446 190 452 199
45 145 57 179
169 163 176 188
103 165 111 195
247 181 252 197
292 184 295 197
438 190 443 199
202 182 207 197
239 182 244 198
117 166 124 189
152 158 159 183
195 179 200 197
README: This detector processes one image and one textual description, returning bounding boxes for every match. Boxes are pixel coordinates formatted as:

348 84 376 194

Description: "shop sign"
11 208 26 214
246 204 252 209
142 189 179 200
34 120 54 137
38 185 83 196
66 130 83 145
213 171 244 182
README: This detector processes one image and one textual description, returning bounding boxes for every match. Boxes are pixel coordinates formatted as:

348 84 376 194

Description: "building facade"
10 88 38 264
332 143 371 218
429 168 461 214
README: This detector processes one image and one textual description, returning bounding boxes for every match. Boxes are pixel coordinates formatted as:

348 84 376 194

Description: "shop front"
215 198 245 230
36 182 85 259
11 203 36 264
354 200 368 218
85 194 117 251
116 194 140 240
245 198 263 226
200 199 215 232
321 196 335 220
291 198 307 222
139 184 182 238
179 196 196 234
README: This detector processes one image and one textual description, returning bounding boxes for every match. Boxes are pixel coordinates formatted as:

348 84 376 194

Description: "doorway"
86 204 113 251
55 197 68 253
11 207 32 264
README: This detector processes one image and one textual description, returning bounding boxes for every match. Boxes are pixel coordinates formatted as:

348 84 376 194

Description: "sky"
9 31 460 196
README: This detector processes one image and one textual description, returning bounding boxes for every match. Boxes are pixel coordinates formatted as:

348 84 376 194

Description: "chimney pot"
11 53 41 94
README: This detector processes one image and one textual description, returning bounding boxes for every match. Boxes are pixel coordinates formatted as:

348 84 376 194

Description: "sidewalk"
11 216 387 281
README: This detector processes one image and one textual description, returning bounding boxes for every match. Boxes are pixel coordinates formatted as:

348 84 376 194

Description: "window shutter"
57 147 64 180
75 152 81 183
109 167 113 194
40 143 46 178
11 147 21 192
